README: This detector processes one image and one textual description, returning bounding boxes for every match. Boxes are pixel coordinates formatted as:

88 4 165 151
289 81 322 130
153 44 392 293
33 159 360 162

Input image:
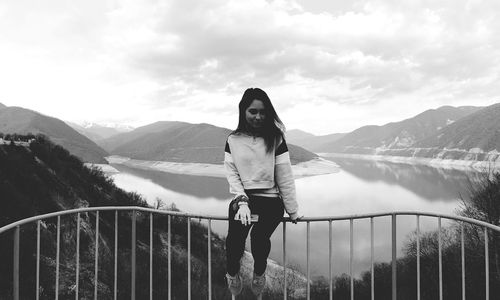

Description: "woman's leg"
250 196 284 275
226 200 252 276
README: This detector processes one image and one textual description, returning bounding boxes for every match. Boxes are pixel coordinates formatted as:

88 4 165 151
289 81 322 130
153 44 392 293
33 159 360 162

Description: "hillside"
98 121 188 151
0 103 6 109
319 105 481 154
0 136 230 299
0 105 108 163
413 103 500 159
286 130 347 152
101 122 317 164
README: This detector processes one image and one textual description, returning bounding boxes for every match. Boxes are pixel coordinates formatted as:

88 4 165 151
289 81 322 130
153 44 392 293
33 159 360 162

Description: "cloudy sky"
1 0 499 135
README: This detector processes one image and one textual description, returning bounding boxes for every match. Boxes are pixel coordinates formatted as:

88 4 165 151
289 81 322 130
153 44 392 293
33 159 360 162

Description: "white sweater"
224 132 298 217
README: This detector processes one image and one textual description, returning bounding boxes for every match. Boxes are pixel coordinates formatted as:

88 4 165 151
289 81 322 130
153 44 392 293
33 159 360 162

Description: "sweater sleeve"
275 139 298 217
224 140 247 198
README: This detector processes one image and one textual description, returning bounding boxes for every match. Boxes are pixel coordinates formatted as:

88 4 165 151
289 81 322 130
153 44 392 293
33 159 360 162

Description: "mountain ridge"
0 106 108 163
316 105 482 153
101 121 318 164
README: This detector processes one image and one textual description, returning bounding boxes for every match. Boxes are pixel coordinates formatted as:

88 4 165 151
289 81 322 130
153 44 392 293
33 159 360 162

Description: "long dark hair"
232 88 285 153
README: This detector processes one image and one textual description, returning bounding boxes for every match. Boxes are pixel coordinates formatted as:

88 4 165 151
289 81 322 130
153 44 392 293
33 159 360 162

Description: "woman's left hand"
235 204 251 226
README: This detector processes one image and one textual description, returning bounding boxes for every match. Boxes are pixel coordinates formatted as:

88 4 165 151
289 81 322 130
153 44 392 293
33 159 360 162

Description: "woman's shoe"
226 273 243 296
251 272 266 296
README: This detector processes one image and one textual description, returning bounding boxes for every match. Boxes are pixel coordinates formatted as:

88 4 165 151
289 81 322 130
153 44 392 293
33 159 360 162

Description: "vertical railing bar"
76 214 80 300
350 219 354 300
329 220 333 300
114 211 118 300
485 227 489 300
13 226 20 300
131 210 136 300
208 219 212 300
56 215 61 300
391 214 396 300
150 213 153 300
438 217 442 300
371 217 374 300
37 220 41 300
95 211 99 300
187 217 191 300
283 221 287 300
461 222 465 300
417 215 420 300
307 221 310 300
168 215 171 300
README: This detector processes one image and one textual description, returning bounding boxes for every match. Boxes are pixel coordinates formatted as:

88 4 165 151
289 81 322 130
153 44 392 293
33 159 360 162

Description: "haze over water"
108 157 483 278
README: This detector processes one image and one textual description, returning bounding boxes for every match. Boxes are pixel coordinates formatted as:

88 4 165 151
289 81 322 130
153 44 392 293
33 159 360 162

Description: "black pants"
226 195 284 276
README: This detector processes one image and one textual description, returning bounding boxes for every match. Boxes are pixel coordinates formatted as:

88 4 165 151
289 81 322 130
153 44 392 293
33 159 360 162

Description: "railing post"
416 215 420 300
371 217 374 300
283 221 287 300
485 228 489 300
306 221 311 300
329 220 333 300
461 222 465 300
392 214 396 300
131 210 136 300
438 218 442 300
187 217 191 300
13 226 20 300
350 219 354 300
114 211 118 300
36 221 41 300
208 219 212 300
150 213 153 300
168 215 171 300
76 214 80 300
56 216 60 300
95 211 99 300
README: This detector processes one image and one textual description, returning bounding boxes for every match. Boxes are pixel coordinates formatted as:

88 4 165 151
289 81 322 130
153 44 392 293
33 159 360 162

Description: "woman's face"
245 99 266 129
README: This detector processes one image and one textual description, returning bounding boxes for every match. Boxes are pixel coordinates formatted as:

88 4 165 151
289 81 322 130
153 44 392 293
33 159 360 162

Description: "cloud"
1 0 499 134
114 0 500 106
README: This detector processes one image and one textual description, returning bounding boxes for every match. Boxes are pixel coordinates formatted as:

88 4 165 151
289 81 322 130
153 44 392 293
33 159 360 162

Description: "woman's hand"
235 204 252 226
289 212 303 224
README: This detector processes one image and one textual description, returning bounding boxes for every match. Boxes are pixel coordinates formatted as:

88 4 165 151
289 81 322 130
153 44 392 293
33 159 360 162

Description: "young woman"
224 88 300 296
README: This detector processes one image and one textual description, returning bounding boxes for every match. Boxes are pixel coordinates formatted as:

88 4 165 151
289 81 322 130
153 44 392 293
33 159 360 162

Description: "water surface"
109 157 483 278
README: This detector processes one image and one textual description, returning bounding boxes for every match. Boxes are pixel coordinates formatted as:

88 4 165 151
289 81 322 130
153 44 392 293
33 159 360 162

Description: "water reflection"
326 157 483 201
110 164 231 200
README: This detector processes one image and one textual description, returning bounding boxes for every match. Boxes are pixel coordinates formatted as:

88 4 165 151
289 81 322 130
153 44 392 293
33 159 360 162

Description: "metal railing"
1 207 500 299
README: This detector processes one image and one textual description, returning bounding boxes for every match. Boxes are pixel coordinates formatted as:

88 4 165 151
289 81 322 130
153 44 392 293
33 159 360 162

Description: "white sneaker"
226 273 243 296
251 272 266 296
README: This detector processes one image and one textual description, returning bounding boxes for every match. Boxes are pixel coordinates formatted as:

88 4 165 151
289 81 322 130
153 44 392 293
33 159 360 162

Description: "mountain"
100 122 318 164
318 105 481 154
413 103 500 159
0 105 108 163
0 103 6 110
67 121 131 142
286 129 316 140
286 130 347 152
98 121 188 151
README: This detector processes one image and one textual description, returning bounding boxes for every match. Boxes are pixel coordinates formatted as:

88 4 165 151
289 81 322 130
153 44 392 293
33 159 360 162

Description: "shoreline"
319 152 500 172
99 155 340 178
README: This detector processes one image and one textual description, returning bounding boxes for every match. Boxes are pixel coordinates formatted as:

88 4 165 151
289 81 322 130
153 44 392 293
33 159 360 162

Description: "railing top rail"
1 207 500 234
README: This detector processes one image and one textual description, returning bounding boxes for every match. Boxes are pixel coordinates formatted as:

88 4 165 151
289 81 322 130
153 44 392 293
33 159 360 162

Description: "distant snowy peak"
78 121 135 132
67 121 135 142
